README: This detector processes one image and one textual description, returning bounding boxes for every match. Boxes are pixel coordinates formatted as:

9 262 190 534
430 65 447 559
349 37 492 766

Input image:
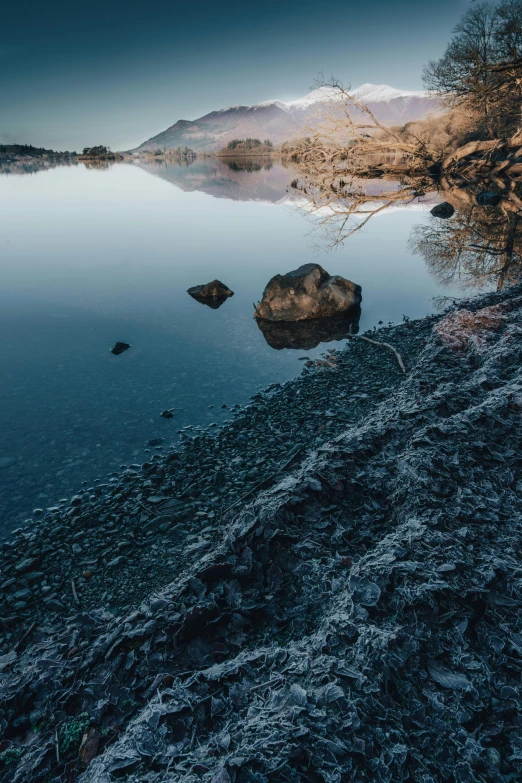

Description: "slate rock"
111 342 131 355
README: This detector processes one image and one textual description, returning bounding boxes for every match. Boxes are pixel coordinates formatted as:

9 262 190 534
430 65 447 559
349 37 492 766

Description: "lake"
0 157 470 537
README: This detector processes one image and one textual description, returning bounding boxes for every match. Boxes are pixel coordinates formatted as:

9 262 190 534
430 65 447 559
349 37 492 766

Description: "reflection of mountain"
257 308 361 350
135 84 442 152
137 158 293 204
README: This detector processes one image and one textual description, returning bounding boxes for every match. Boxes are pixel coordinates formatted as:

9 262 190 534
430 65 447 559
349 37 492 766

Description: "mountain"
134 83 443 153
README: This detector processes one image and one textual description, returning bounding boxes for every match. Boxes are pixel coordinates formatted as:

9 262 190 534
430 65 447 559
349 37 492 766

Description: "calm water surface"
0 158 465 536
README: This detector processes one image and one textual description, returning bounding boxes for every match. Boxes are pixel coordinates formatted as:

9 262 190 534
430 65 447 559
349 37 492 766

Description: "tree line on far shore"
220 138 274 155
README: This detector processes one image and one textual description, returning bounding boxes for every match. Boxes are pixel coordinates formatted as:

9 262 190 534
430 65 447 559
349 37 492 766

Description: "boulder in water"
254 263 361 322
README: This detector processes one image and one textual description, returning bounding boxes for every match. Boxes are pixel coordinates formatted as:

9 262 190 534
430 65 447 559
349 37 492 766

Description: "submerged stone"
111 342 131 355
254 263 361 322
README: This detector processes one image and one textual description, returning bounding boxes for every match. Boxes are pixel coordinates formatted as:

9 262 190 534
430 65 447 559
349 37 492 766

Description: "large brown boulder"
254 263 361 322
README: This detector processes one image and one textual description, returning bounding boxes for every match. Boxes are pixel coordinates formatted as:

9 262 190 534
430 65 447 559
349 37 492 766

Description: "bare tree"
423 0 522 142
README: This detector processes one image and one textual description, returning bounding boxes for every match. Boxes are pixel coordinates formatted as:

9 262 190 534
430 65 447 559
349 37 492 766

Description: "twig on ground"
249 675 285 692
12 621 37 653
347 334 406 373
71 579 80 607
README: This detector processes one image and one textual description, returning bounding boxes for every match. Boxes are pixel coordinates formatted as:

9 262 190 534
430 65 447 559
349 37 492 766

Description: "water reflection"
410 202 522 291
257 308 361 350
227 160 273 173
188 294 230 309
136 156 293 203
292 169 522 290
0 158 79 176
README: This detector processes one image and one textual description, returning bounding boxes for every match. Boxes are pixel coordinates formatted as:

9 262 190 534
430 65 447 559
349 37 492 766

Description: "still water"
0 158 465 536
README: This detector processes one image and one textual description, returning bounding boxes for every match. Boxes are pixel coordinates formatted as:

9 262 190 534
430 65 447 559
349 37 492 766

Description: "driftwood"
71 578 80 607
347 334 406 373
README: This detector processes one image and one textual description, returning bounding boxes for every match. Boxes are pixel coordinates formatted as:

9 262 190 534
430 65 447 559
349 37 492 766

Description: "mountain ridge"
135 83 442 153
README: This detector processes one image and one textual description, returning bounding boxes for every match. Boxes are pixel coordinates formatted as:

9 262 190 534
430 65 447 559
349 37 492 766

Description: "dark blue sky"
1 0 469 151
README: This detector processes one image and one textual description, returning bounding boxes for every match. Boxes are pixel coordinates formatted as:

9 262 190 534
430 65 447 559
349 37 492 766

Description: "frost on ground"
434 302 510 353
1 287 522 783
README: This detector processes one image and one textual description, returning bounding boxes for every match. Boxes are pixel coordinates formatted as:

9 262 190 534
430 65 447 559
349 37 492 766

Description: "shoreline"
0 311 436 646
1 283 522 781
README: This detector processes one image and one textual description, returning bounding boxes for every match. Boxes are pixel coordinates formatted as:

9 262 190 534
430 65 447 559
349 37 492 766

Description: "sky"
1 0 471 152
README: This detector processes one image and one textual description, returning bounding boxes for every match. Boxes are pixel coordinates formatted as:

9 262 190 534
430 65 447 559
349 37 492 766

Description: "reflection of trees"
293 163 522 290
294 174 434 246
227 160 274 173
410 204 522 290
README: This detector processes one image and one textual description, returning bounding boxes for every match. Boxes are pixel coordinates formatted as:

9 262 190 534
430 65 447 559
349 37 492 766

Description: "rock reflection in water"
257 307 361 350
188 294 230 309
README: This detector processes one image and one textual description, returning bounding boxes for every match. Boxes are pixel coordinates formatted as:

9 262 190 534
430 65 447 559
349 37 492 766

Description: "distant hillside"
135 84 443 153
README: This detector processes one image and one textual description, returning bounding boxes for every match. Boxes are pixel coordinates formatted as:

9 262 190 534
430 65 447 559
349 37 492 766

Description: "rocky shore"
1 284 522 782
0 312 427 643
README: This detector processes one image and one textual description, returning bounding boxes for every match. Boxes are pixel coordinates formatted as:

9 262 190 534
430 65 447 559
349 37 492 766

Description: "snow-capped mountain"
135 84 442 153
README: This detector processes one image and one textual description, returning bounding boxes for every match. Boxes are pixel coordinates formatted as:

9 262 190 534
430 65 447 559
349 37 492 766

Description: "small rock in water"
430 201 455 219
187 280 234 299
187 280 234 308
111 341 131 355
161 410 174 419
